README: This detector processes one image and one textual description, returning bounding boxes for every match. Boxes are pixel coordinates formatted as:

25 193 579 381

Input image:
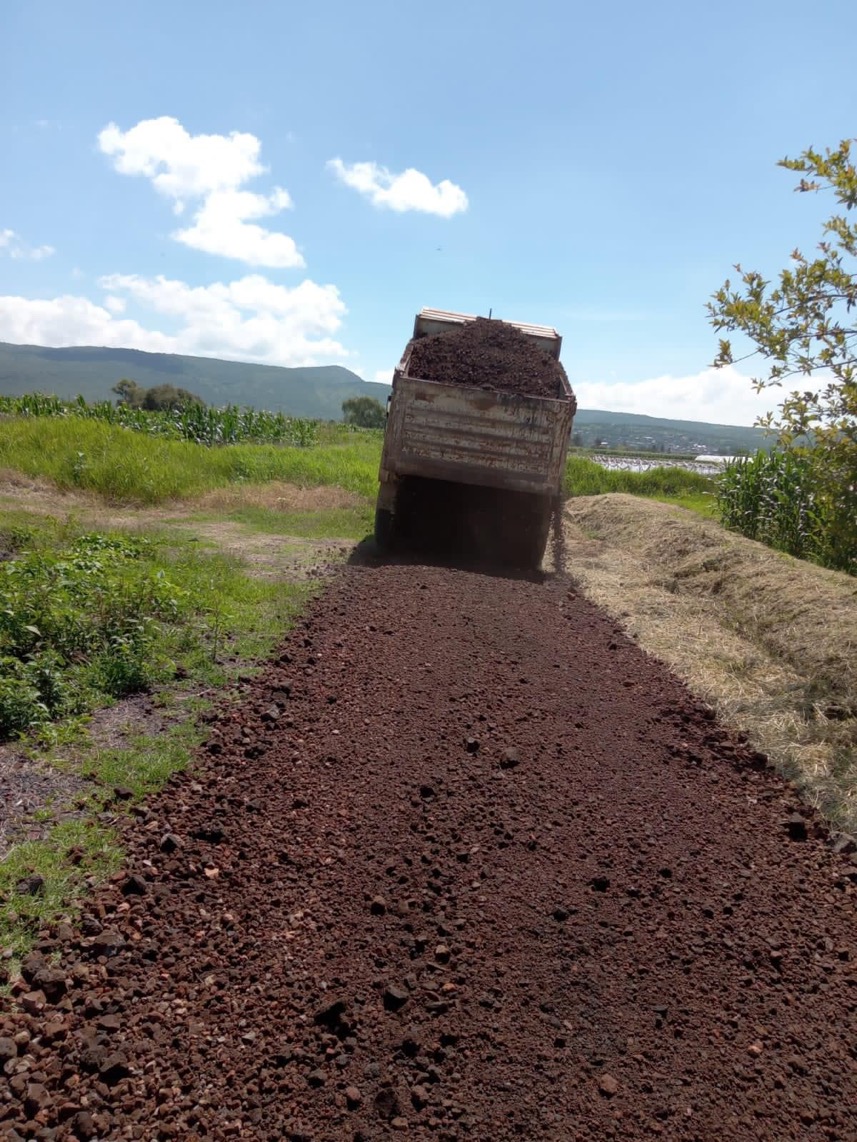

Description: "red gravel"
407 319 569 399
2 560 856 1141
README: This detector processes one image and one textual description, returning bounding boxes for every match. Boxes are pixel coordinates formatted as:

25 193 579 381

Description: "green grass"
78 717 205 801
208 503 374 541
159 542 313 667
668 493 719 518
0 417 383 503
0 820 122 959
564 454 714 502
569 445 701 462
0 416 721 518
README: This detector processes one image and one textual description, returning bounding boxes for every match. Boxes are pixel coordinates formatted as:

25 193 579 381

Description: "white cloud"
0 273 348 366
0 294 174 352
98 117 303 267
98 117 264 203
327 159 468 217
575 366 780 427
0 229 55 261
373 368 394 383
173 188 304 267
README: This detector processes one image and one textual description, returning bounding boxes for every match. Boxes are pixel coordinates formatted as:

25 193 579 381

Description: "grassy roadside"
0 418 718 517
564 454 714 501
194 503 374 541
0 506 319 963
0 417 382 502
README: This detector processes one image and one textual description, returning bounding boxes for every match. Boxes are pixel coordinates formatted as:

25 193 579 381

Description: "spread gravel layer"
2 560 855 1141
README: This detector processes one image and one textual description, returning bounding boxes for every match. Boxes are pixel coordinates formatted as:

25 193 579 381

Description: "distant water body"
591 454 734 476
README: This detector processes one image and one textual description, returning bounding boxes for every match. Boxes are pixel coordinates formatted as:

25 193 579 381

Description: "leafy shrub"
0 532 189 739
0 664 48 738
94 635 157 698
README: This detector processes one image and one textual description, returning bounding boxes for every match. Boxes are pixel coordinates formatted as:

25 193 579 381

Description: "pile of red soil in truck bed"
407 317 572 400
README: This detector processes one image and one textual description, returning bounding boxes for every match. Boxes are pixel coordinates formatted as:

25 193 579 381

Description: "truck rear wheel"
374 507 395 552
505 495 552 569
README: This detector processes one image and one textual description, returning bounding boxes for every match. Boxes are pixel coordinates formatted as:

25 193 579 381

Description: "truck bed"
382 353 574 495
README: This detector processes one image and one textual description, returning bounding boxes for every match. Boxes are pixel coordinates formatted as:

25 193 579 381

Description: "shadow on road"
347 536 553 584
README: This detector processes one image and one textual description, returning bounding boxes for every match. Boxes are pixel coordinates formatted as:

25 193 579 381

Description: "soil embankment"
1 555 855 1140
563 495 857 829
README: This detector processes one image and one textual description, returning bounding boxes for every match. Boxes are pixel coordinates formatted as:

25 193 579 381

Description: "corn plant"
0 394 318 448
717 449 855 574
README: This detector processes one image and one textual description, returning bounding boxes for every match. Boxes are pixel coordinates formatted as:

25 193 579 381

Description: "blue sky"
1 0 855 425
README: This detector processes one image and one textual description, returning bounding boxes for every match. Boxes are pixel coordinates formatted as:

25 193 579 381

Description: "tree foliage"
342 395 386 429
708 139 857 573
112 379 145 409
142 384 205 412
112 379 205 412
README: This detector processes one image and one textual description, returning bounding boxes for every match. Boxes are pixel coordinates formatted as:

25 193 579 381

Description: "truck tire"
529 506 553 569
507 495 552 569
374 508 395 552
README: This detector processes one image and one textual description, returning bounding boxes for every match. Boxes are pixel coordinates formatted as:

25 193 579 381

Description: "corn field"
0 393 318 447
718 450 856 575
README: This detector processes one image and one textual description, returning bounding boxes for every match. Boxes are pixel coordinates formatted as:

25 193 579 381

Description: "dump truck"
374 308 576 568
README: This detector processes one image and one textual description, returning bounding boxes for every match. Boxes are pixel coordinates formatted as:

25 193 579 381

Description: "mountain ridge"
0 340 767 453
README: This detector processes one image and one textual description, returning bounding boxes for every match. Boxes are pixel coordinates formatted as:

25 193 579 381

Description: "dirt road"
2 557 855 1140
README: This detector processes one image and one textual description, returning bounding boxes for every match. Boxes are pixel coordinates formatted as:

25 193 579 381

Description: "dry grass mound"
563 494 857 830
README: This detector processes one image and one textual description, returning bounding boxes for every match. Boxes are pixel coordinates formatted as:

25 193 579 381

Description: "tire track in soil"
2 560 856 1141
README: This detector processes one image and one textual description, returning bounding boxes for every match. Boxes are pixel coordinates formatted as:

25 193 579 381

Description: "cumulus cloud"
0 294 174 352
98 117 304 267
575 366 779 427
327 159 468 217
0 273 348 366
173 188 303 267
98 117 264 203
0 229 55 261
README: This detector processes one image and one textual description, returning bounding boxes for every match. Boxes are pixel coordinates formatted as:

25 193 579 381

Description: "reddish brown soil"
408 319 570 400
2 559 856 1141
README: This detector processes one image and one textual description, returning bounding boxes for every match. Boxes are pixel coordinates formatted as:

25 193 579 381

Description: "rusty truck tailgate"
382 373 573 495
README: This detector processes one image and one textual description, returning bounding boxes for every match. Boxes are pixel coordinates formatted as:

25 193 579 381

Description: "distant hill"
572 409 768 455
0 340 768 453
0 341 390 421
